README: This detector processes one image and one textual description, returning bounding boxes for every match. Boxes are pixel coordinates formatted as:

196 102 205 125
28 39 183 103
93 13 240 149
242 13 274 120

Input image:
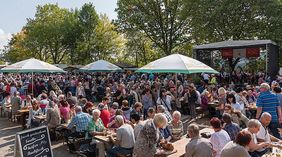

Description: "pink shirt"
60 106 70 120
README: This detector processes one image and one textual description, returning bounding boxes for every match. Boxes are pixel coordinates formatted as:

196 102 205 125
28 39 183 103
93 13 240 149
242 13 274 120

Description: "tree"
91 14 126 61
24 4 70 63
75 3 99 64
124 30 160 66
184 0 282 70
116 0 191 55
4 30 33 63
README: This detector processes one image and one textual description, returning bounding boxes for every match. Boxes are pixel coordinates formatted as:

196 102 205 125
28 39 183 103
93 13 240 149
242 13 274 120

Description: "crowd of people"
0 71 282 157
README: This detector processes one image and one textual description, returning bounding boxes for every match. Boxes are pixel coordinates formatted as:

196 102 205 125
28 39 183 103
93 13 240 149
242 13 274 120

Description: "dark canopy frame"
193 40 280 80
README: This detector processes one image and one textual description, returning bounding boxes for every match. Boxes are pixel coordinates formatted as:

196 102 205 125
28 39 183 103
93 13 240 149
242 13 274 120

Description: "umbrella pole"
32 72 34 96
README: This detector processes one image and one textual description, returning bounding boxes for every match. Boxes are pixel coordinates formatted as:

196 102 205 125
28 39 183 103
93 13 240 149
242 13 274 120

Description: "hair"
41 93 47 99
115 109 123 115
115 115 124 125
273 87 282 93
222 113 232 124
60 100 69 107
92 109 101 116
147 107 155 115
32 100 39 110
235 87 243 93
122 100 129 107
130 113 140 122
226 93 236 104
247 119 261 129
260 83 270 90
157 105 166 113
75 106 82 113
85 102 94 109
187 124 200 136
102 97 109 101
172 111 181 119
134 102 143 109
210 117 222 129
153 113 167 128
260 112 272 119
235 130 252 147
218 87 226 95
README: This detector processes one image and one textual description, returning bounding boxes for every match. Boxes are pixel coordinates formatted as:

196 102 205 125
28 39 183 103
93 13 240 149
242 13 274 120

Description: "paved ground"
0 117 76 157
0 114 210 157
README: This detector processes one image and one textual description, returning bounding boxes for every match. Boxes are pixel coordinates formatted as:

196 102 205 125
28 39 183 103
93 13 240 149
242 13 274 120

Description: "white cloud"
0 29 12 50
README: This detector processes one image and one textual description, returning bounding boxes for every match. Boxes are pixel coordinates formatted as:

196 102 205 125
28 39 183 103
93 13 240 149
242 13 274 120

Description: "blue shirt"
68 112 91 132
257 91 280 122
223 123 241 141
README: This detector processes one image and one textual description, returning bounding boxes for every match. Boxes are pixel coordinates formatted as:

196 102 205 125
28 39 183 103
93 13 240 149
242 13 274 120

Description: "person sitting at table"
46 101 60 129
221 130 252 157
226 93 244 113
224 104 249 127
210 117 231 157
82 101 94 115
130 113 144 140
243 119 269 157
121 100 132 120
65 106 91 153
98 103 111 128
157 105 172 122
185 124 213 157
59 100 71 123
109 102 119 117
39 93 49 115
26 99 42 128
130 102 143 119
168 111 183 141
107 109 126 129
107 115 135 157
256 112 282 155
21 95 32 108
146 107 156 120
133 113 168 157
222 113 241 141
87 109 106 157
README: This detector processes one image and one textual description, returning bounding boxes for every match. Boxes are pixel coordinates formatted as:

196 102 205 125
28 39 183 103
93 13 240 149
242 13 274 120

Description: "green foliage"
116 0 191 55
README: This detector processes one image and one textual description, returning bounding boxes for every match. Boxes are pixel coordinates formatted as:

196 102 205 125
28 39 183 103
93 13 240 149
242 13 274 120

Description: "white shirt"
210 129 231 157
256 124 270 152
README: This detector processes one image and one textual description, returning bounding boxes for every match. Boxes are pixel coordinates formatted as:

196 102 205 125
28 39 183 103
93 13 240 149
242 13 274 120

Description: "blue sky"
0 0 117 49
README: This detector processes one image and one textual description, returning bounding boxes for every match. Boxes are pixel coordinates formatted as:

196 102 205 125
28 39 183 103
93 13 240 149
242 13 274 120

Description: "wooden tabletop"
17 109 29 113
34 115 46 120
168 127 214 157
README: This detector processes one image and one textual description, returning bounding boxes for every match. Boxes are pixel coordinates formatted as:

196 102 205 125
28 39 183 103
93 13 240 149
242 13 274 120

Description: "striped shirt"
257 91 280 122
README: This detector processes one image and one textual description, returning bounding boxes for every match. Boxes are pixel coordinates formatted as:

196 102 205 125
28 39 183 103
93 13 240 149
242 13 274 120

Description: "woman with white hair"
133 113 168 157
87 109 106 157
168 111 183 141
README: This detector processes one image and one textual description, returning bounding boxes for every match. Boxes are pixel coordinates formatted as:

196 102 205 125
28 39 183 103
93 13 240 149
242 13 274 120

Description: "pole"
32 72 34 96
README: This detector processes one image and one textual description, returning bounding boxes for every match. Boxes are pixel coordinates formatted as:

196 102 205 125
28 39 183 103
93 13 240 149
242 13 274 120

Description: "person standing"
256 83 282 139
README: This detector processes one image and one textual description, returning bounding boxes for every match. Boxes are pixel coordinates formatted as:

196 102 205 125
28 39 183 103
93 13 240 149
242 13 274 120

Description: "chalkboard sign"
14 126 53 157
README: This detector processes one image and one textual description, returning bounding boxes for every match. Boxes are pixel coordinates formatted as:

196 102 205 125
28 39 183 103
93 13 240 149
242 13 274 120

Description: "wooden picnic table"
168 128 214 157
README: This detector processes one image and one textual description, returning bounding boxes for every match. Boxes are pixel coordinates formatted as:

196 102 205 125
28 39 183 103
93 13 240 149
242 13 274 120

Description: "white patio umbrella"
1 58 65 94
80 60 122 72
136 54 218 74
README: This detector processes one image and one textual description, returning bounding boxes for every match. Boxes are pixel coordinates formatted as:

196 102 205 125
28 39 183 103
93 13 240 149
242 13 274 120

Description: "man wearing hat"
256 83 282 139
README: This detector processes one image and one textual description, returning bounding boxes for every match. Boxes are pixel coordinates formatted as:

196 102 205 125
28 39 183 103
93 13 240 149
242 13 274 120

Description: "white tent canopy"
136 54 218 74
80 60 122 72
1 58 65 73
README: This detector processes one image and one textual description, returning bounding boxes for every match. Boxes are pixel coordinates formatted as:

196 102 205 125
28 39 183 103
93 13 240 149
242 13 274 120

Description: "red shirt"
100 109 111 128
